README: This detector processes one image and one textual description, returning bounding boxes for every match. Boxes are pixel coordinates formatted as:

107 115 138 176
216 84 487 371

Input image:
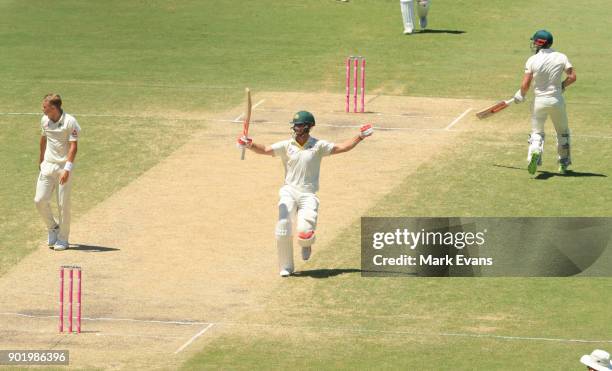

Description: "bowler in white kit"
34 94 81 250
237 111 373 276
400 0 430 34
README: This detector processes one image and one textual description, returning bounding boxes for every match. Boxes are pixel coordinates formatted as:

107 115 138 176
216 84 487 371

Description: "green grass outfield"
1 0 611 369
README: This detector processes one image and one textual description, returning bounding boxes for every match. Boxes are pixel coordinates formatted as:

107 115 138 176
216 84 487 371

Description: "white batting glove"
236 136 253 149
359 124 374 139
513 89 525 104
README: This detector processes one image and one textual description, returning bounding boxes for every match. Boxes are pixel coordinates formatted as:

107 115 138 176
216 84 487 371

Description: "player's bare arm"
520 73 533 96
513 73 533 103
59 141 77 185
247 141 274 156
562 67 576 90
331 124 374 155
330 135 363 155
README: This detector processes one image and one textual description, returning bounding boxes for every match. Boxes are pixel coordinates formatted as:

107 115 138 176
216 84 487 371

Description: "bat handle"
240 147 246 160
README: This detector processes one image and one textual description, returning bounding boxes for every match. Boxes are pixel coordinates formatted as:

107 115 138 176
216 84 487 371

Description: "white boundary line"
232 99 266 123
445 108 472 131
219 322 612 344
174 324 214 354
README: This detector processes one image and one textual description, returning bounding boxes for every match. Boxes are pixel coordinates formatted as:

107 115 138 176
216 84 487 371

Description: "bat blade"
240 88 252 160
476 98 515 119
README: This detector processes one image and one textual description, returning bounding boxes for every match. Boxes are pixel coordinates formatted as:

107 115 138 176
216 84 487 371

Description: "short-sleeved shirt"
41 112 81 164
271 136 335 193
524 49 573 98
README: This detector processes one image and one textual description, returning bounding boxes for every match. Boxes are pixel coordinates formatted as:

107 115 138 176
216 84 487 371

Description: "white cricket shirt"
525 49 573 98
41 112 81 164
271 137 335 193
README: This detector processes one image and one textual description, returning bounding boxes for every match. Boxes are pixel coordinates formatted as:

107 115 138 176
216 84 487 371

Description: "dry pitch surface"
0 92 491 369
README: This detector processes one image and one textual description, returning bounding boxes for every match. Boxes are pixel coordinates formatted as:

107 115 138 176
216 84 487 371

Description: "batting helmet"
291 111 315 127
531 30 553 51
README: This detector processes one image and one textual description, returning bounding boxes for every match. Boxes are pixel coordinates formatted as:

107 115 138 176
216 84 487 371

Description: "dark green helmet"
291 111 315 126
531 30 553 51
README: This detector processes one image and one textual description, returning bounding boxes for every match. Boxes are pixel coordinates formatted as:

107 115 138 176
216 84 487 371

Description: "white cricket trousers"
528 95 571 164
400 0 415 33
275 185 319 238
275 185 319 273
34 161 72 242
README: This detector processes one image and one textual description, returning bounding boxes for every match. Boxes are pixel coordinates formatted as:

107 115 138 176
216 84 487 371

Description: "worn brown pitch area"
0 92 486 369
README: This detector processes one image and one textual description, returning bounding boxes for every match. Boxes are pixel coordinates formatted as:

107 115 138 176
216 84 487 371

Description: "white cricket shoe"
53 240 69 251
301 246 312 261
279 269 293 277
48 226 59 247
403 28 414 35
420 16 427 29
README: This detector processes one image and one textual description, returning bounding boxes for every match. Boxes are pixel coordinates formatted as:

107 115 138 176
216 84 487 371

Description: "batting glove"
359 124 374 139
236 136 253 149
513 89 525 104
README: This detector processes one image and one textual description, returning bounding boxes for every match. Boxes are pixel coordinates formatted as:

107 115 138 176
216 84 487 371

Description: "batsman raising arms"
237 111 373 276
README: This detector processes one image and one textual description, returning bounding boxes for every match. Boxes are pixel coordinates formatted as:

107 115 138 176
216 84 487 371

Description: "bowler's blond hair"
43 93 62 109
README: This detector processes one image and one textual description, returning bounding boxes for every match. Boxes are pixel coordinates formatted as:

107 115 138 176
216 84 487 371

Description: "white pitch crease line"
3 111 612 139
83 316 208 326
232 99 266 123
3 312 611 345
253 108 435 119
174 323 214 354
0 312 208 326
222 119 451 132
0 112 190 120
0 328 186 339
445 108 472 130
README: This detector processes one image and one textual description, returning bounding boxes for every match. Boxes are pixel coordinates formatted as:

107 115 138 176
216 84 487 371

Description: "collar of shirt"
292 137 315 150
50 112 66 127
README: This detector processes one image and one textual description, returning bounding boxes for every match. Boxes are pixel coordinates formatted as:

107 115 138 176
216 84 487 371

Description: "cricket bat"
476 98 515 119
240 88 252 160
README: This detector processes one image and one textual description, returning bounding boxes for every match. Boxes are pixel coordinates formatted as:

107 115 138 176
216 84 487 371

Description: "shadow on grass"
292 268 416 278
534 170 607 180
69 244 120 252
493 164 607 180
415 29 466 35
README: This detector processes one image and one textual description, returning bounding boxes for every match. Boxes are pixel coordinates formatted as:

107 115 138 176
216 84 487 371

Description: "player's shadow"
493 164 607 180
415 29 466 35
293 268 416 278
534 170 607 180
69 244 120 252
292 268 361 278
